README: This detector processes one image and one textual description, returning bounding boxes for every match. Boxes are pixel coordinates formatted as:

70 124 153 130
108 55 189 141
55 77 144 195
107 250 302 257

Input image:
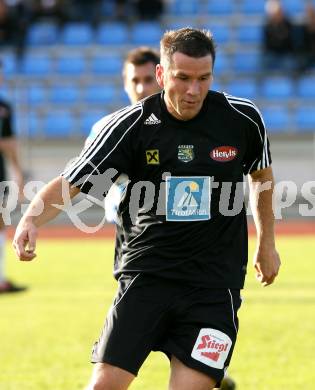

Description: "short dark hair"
123 46 160 71
160 27 216 66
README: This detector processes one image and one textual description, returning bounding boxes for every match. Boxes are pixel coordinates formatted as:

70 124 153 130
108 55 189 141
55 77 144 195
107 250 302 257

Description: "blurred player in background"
86 46 160 272
0 59 25 293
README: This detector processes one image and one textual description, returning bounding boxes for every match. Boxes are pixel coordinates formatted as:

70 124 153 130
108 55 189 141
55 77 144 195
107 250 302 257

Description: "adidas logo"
144 113 161 125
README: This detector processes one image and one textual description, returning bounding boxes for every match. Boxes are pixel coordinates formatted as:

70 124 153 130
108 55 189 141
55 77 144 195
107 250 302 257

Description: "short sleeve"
242 103 272 175
61 104 143 200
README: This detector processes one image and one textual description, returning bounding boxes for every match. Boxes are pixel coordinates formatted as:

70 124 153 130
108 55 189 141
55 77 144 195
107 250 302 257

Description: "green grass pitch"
1 235 314 389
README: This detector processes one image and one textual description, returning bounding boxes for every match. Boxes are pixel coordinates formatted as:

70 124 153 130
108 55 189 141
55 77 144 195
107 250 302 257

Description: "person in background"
0 0 29 59
30 0 67 27
0 59 25 293
262 0 295 71
135 0 164 20
85 46 161 291
296 3 315 71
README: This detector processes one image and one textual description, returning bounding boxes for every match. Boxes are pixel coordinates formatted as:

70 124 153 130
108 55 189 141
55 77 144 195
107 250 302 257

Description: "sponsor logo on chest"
165 176 211 221
178 145 194 163
146 149 160 164
210 146 238 162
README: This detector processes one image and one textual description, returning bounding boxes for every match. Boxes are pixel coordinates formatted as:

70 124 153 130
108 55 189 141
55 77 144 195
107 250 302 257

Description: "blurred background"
1 0 315 221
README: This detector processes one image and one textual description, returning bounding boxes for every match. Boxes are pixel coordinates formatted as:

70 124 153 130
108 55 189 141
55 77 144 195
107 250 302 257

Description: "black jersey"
0 99 14 180
62 90 271 288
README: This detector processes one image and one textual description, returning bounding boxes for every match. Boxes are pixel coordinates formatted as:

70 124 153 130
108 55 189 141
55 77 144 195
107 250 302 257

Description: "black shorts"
91 274 242 384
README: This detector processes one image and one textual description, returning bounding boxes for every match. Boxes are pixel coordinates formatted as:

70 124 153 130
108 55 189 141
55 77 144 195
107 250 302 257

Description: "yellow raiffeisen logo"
146 149 160 164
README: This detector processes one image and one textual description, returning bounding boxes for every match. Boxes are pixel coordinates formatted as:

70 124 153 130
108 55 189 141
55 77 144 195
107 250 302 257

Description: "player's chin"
180 108 200 120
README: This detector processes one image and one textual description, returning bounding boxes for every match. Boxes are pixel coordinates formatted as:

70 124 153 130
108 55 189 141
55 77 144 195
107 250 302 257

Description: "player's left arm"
248 166 281 286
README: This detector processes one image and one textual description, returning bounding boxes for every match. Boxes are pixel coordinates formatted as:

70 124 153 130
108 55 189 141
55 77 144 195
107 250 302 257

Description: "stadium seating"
205 0 235 15
26 22 59 46
20 53 53 76
1 52 18 77
225 79 258 100
27 84 48 105
262 106 291 133
96 22 129 45
295 106 315 131
131 22 163 45
0 86 11 101
83 84 116 104
240 0 266 15
260 76 295 100
167 0 199 15
236 23 263 45
18 110 43 137
232 51 261 73
43 110 76 137
90 54 123 75
60 23 94 45
50 85 81 105
55 54 86 75
6 0 315 137
296 76 315 99
201 23 231 45
213 52 231 76
283 0 304 15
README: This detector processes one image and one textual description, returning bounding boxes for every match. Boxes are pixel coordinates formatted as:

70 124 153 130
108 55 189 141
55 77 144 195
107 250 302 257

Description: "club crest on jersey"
165 176 211 221
210 146 238 162
191 328 232 369
146 149 160 164
178 145 194 163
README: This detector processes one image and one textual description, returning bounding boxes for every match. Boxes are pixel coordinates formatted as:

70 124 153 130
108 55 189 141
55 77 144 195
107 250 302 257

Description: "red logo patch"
210 146 238 162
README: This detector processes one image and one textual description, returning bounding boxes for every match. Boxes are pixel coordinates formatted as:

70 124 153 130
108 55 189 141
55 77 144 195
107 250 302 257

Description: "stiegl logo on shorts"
165 176 211 221
191 328 232 369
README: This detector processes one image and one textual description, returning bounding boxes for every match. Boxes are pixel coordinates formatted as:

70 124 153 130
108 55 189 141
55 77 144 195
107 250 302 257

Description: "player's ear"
156 64 164 89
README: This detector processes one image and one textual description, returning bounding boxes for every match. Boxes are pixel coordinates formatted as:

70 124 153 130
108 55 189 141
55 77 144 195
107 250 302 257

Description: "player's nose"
187 80 200 96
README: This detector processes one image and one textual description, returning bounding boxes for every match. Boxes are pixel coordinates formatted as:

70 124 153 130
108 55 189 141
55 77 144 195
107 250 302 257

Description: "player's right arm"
13 176 80 261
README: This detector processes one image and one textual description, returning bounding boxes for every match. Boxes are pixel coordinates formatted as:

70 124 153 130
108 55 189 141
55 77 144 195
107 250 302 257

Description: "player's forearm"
21 176 80 228
249 167 276 248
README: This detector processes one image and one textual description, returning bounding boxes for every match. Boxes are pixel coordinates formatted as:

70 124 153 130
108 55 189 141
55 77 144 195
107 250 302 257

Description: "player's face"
124 62 160 104
157 52 213 121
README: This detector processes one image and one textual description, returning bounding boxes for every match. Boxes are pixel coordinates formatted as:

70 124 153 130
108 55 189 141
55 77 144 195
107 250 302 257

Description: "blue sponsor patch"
166 176 211 221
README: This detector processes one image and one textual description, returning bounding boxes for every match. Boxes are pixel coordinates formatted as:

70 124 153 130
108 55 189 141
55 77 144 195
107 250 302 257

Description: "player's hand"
12 219 38 261
253 246 281 287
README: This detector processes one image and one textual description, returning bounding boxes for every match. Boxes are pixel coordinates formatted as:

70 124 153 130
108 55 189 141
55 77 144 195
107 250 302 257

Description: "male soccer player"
89 45 236 390
0 60 25 293
13 28 280 390
88 46 236 390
